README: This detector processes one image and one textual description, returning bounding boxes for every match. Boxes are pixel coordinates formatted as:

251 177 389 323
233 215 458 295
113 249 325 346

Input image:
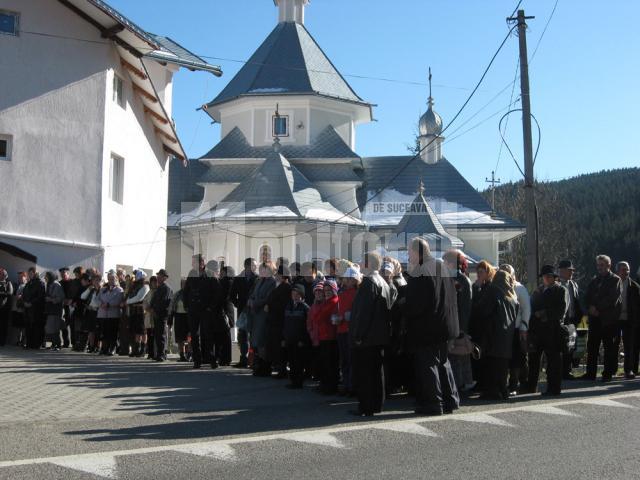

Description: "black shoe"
625 372 636 380
579 373 596 381
349 409 373 417
415 407 443 416
601 375 612 383
155 357 166 362
211 362 219 369
286 384 303 389
193 362 201 369
178 354 188 362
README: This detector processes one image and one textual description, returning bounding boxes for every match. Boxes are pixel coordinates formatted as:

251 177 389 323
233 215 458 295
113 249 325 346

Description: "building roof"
358 156 493 213
201 126 360 160
168 159 207 214
206 147 362 225
391 188 464 251
205 21 368 108
145 34 223 76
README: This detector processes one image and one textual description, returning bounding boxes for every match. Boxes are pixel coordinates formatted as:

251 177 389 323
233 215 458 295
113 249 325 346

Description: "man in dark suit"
229 258 257 368
151 269 173 362
350 251 393 417
183 255 216 369
402 238 460 415
582 255 622 382
615 262 640 379
527 265 569 396
557 260 583 379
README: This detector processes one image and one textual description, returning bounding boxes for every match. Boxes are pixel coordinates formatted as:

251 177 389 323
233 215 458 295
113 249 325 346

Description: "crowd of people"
0 238 638 417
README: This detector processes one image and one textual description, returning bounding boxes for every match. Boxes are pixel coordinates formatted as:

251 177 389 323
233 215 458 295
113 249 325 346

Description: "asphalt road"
1 347 639 479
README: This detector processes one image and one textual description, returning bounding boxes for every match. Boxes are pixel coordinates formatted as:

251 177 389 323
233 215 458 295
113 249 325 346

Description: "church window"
113 74 125 109
109 154 124 204
0 10 19 36
0 135 12 161
272 115 289 137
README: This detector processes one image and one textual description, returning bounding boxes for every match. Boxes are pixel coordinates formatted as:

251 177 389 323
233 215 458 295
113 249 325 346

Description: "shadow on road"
2 347 638 444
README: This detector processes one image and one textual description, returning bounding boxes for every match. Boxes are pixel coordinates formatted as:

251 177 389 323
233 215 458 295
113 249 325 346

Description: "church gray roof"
145 34 223 75
201 125 359 160
212 148 361 225
206 22 368 107
167 159 207 214
358 156 493 213
392 190 464 250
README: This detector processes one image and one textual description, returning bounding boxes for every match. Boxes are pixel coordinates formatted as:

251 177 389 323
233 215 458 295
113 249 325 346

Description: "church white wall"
0 0 109 249
220 109 253 144
457 231 500 266
101 55 172 274
254 106 307 146
309 107 352 149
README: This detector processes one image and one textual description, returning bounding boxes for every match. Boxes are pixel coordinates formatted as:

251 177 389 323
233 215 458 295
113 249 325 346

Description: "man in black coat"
527 265 569 396
183 255 216 369
615 262 640 378
402 238 460 416
22 267 46 349
151 269 173 362
583 255 622 382
557 260 583 379
229 258 257 368
350 251 393 417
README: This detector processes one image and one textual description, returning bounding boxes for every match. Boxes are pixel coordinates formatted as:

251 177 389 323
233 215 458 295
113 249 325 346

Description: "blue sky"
109 0 639 190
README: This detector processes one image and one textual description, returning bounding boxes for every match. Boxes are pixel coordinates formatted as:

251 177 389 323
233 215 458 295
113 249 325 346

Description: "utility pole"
508 9 537 290
485 170 501 214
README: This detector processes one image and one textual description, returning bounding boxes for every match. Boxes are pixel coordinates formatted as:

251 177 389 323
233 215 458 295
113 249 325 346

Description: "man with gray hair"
500 264 531 394
615 261 640 378
583 255 622 382
558 260 583 379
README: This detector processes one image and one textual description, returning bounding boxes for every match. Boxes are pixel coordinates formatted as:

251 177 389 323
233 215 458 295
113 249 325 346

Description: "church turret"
274 0 309 24
418 69 444 164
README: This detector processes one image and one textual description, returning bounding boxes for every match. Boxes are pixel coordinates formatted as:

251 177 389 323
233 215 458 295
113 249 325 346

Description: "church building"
167 0 523 274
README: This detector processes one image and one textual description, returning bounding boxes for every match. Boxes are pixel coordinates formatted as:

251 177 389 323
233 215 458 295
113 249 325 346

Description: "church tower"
275 0 309 24
418 69 444 164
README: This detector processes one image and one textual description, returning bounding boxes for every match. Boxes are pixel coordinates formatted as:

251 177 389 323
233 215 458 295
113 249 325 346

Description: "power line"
530 0 560 63
18 29 474 91
494 59 521 172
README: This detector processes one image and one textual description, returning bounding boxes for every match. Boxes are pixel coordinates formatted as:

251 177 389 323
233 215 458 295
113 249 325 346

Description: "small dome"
419 97 443 137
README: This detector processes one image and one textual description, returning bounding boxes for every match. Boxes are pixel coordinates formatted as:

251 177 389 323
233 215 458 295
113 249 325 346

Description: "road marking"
453 413 514 427
280 432 345 448
172 443 237 461
0 391 638 474
520 405 580 417
51 455 117 479
579 398 637 409
374 422 439 437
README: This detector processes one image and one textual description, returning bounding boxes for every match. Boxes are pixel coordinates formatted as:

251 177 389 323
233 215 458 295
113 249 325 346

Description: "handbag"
448 333 480 359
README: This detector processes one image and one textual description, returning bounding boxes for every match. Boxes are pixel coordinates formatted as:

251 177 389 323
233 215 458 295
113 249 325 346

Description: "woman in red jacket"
306 282 325 381
316 279 340 394
336 267 361 396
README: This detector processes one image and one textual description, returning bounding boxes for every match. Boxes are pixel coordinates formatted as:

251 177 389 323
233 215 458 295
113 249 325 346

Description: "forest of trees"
483 167 640 288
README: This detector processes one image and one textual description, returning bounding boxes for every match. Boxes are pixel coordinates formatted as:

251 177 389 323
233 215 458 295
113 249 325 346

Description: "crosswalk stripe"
51 455 117 479
520 405 580 417
172 443 237 461
453 413 514 427
579 398 637 409
280 432 345 448
374 422 439 437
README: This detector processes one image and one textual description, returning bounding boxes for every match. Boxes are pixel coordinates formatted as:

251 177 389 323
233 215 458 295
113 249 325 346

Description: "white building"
168 0 524 273
0 0 221 279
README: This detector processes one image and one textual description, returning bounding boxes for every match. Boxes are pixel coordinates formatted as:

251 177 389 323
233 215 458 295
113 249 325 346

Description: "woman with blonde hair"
475 270 518 400
469 260 497 392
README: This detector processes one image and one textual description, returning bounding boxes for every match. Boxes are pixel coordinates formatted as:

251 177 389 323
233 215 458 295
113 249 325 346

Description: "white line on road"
374 422 439 437
0 391 638 478
452 413 514 427
520 405 580 417
280 432 345 448
579 398 637 409
51 455 118 479
172 443 237 461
